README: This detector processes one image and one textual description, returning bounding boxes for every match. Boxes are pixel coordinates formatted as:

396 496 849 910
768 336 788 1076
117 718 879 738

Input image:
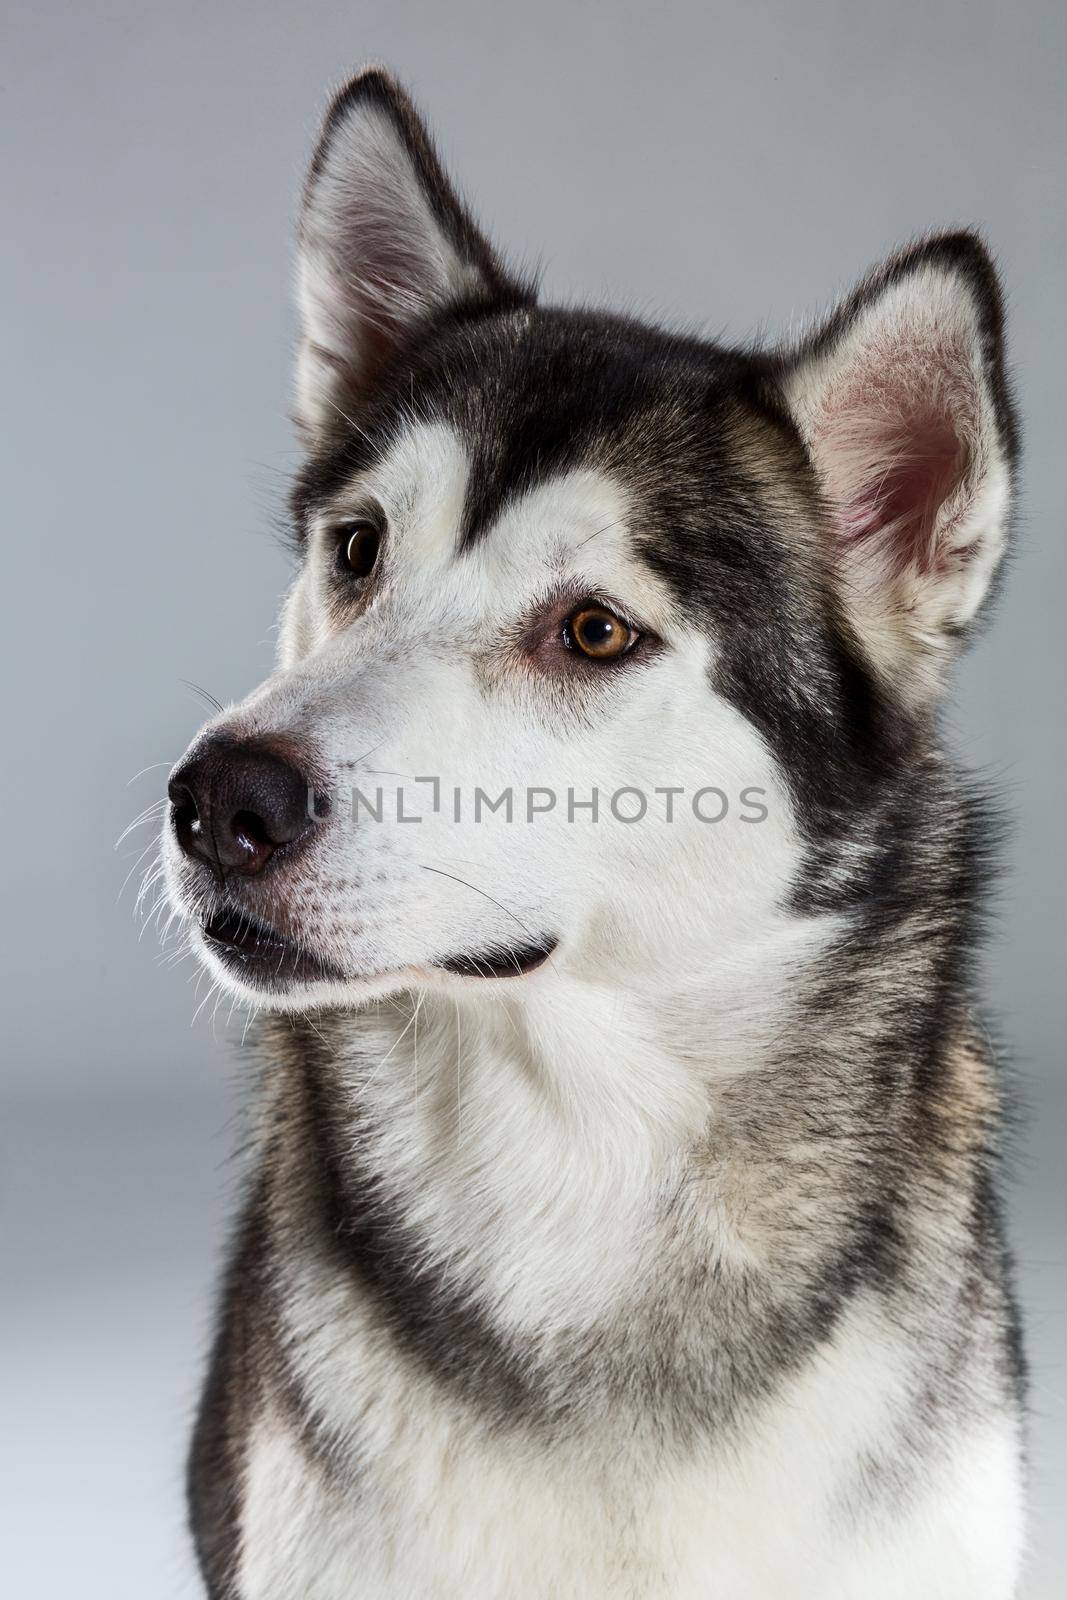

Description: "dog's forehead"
361 418 629 557
297 308 783 543
295 309 821 644
314 417 682 626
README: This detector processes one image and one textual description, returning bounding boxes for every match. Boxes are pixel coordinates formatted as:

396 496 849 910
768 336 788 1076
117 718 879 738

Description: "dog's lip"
435 934 558 979
198 908 558 991
200 906 347 987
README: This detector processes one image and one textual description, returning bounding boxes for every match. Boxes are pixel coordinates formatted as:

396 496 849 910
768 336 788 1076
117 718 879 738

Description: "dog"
161 68 1026 1599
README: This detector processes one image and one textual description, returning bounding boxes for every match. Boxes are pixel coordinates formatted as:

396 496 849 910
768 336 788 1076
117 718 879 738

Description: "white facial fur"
163 419 817 1036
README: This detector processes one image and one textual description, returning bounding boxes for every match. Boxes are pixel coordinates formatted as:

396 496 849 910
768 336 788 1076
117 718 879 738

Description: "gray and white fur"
160 68 1026 1599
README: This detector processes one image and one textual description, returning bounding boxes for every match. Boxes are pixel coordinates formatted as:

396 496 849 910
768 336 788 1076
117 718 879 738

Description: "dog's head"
162 70 1016 1014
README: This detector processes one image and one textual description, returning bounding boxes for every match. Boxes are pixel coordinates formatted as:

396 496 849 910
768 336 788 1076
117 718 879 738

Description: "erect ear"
295 69 530 440
778 234 1018 706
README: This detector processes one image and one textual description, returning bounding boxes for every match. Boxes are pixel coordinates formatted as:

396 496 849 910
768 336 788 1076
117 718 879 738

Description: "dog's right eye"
338 520 382 579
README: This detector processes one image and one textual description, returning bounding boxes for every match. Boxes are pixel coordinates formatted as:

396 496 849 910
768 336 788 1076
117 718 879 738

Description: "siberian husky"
161 68 1026 1599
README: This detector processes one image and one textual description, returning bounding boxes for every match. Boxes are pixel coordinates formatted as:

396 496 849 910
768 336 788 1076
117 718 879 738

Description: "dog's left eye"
563 605 637 661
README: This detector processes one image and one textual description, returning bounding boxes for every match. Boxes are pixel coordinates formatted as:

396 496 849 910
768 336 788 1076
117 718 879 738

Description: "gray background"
2 1 1064 1594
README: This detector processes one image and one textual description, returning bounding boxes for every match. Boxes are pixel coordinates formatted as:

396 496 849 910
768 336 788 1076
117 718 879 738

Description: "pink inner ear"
840 407 968 575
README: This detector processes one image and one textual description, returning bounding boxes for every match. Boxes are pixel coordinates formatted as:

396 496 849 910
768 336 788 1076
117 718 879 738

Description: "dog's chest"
233 1309 1022 1600
236 1413 798 1600
232 1027 1023 1598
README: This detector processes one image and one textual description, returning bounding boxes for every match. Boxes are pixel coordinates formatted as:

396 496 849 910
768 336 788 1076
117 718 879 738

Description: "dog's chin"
189 905 396 1009
195 942 407 1011
185 903 559 1011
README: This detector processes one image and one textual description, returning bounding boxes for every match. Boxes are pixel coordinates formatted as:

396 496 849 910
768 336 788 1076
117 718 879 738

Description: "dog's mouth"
200 906 557 993
436 934 558 979
200 906 347 989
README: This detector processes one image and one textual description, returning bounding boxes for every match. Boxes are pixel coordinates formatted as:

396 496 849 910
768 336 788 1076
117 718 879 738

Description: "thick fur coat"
161 70 1025 1599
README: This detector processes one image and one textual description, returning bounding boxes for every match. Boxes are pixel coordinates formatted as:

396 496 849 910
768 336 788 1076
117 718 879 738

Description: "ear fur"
778 233 1017 704
295 68 530 439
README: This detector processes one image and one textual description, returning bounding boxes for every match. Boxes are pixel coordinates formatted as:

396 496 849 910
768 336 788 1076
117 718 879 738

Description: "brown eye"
564 605 636 661
340 520 381 579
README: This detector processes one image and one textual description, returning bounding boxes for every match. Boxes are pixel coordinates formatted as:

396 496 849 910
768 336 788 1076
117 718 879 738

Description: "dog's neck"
289 897 840 1170
253 840 984 1436
261 908 852 1326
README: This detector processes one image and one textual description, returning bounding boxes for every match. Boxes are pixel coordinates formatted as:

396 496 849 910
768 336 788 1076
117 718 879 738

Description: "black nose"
168 737 319 876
